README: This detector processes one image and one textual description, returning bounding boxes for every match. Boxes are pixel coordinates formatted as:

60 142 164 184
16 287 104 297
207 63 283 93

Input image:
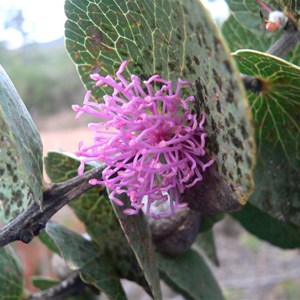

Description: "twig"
26 271 93 300
0 165 104 247
267 20 300 58
242 19 300 93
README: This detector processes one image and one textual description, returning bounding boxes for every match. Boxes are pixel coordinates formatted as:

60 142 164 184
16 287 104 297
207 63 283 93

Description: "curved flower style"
73 61 214 219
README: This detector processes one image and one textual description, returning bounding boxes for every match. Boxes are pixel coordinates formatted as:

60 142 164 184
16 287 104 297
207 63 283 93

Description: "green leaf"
231 202 300 248
225 0 300 34
44 152 124 254
39 229 61 255
157 249 224 300
31 276 59 290
112 198 162 300
45 222 103 270
65 0 255 213
44 152 156 297
199 214 224 233
232 50 300 226
45 222 127 300
221 16 300 65
0 246 23 300
0 66 43 223
194 231 219 266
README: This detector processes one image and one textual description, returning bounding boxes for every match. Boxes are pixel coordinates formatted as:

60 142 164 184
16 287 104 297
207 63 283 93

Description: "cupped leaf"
0 66 43 223
157 250 224 300
65 0 255 213
0 246 23 299
45 222 127 300
233 50 300 226
225 0 299 33
44 152 158 298
231 202 300 248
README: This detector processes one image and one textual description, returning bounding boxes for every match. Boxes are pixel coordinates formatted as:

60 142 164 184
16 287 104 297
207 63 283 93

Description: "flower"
73 61 214 219
257 0 288 31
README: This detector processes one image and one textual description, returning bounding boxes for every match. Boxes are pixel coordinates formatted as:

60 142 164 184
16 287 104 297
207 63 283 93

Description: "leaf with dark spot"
45 222 127 299
232 50 300 227
65 0 255 217
0 66 43 223
44 152 157 298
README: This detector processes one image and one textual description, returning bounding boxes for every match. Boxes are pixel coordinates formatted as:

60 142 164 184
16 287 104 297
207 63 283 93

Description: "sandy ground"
41 127 91 157
37 111 93 157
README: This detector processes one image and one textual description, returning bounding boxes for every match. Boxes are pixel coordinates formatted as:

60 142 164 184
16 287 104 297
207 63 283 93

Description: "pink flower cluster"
73 61 213 218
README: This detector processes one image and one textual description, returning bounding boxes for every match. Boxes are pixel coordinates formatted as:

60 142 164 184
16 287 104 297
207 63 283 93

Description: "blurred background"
0 0 84 114
1 0 300 299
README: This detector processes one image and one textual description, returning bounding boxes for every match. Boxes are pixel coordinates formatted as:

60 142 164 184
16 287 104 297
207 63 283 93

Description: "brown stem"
0 165 104 247
267 20 300 58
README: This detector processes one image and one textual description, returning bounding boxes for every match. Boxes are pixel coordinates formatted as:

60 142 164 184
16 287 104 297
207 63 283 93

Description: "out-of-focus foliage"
0 39 85 116
0 246 23 299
